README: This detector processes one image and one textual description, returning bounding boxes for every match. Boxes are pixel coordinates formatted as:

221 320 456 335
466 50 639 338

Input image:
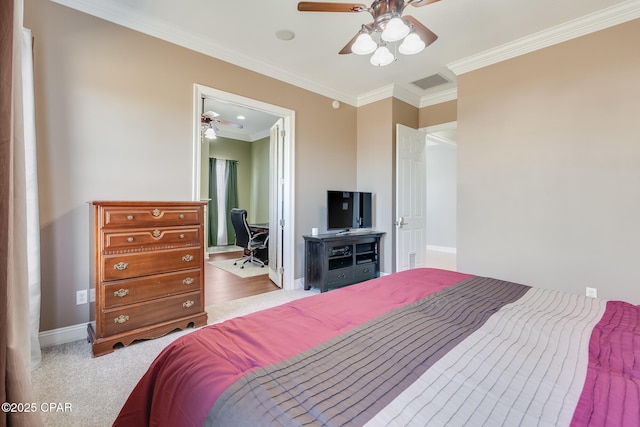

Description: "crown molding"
419 87 458 107
50 0 359 106
355 84 457 108
50 0 638 110
392 85 423 107
214 129 270 142
448 0 640 75
426 133 457 146
356 84 396 107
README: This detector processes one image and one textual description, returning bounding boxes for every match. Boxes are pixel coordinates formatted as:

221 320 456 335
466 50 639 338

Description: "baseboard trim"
427 245 457 254
39 322 90 348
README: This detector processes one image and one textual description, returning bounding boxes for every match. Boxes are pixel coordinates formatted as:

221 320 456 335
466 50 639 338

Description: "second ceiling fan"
201 110 243 140
297 0 440 66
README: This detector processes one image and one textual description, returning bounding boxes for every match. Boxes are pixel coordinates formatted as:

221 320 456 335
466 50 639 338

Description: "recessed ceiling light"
237 115 246 120
275 30 295 41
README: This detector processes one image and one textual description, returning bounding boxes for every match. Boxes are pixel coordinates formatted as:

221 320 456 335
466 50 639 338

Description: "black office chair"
230 208 269 268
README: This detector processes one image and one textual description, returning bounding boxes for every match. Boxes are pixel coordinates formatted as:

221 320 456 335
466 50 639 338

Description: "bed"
114 268 640 426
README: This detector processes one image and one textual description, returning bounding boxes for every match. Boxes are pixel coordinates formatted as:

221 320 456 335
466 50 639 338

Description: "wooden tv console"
303 231 384 292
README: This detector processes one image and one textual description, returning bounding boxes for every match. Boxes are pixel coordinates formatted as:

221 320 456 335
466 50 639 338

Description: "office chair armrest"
250 231 269 246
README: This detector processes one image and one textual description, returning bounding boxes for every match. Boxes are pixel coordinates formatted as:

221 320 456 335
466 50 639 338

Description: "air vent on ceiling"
411 73 450 90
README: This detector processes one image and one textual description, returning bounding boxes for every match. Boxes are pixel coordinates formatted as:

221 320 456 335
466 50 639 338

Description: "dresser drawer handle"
179 214 185 219
152 229 161 238
127 215 134 220
183 277 194 285
114 288 129 298
179 234 185 239
127 237 134 243
152 209 161 217
183 300 195 308
113 262 129 271
362 268 370 273
182 254 194 262
114 315 129 324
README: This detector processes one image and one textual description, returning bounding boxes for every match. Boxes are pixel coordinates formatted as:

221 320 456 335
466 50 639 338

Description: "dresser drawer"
354 262 376 282
103 226 201 251
102 247 202 281
102 206 202 228
102 269 201 308
326 267 354 288
101 291 202 337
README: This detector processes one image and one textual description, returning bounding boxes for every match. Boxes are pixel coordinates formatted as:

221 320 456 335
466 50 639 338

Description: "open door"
268 118 285 287
395 124 427 272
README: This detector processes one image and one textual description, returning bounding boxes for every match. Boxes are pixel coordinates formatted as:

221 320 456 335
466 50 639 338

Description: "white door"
395 124 427 272
268 118 285 287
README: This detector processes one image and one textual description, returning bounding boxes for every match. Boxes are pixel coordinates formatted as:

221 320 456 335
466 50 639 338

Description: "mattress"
114 268 640 426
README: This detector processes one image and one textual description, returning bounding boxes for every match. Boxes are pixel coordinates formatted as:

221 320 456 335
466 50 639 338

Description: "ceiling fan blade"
409 0 440 7
297 2 367 13
403 15 438 47
202 110 220 120
215 119 244 129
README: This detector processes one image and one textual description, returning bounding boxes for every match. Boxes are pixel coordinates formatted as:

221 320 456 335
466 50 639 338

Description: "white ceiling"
202 97 280 142
51 0 640 138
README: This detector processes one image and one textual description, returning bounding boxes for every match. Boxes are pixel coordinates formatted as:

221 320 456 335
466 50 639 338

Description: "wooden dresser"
88 201 208 357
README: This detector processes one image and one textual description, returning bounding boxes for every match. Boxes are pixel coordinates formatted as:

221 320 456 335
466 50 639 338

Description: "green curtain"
226 160 239 244
208 158 239 247
208 158 218 247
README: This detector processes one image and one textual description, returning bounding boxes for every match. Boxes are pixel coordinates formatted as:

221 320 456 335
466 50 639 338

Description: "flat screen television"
327 190 373 231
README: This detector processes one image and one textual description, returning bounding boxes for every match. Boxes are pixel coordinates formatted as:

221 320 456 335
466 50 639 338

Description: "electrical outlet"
585 287 597 298
89 288 96 303
76 290 88 305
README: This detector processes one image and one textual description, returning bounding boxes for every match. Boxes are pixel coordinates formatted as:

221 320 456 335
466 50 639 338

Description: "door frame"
192 84 296 290
421 121 457 269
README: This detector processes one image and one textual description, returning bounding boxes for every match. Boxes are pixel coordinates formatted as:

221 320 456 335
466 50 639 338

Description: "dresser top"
91 200 207 206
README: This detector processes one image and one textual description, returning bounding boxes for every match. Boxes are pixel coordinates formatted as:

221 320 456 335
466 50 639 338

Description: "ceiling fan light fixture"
204 125 217 140
351 33 377 55
370 45 394 67
381 17 410 42
398 33 426 55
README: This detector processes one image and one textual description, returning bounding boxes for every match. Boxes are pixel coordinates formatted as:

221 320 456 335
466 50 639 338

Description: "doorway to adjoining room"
193 85 296 301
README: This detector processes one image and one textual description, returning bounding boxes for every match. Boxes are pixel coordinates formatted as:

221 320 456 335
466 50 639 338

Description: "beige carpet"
31 288 318 427
208 256 268 278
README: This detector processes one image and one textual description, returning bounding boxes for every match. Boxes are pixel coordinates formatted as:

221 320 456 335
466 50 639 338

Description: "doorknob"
395 217 408 228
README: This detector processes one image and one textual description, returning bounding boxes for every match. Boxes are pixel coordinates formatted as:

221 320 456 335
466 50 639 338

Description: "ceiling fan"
297 0 439 66
201 110 243 140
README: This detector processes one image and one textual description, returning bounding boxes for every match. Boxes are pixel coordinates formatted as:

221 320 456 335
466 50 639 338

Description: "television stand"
303 231 384 292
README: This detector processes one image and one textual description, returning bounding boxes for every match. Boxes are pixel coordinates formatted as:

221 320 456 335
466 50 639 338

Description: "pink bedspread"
571 300 640 426
114 268 640 426
114 268 471 426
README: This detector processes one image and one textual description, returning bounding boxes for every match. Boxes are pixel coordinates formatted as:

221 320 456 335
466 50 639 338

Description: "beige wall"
25 0 357 331
419 100 457 128
457 18 640 304
27 0 639 333
357 99 393 273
